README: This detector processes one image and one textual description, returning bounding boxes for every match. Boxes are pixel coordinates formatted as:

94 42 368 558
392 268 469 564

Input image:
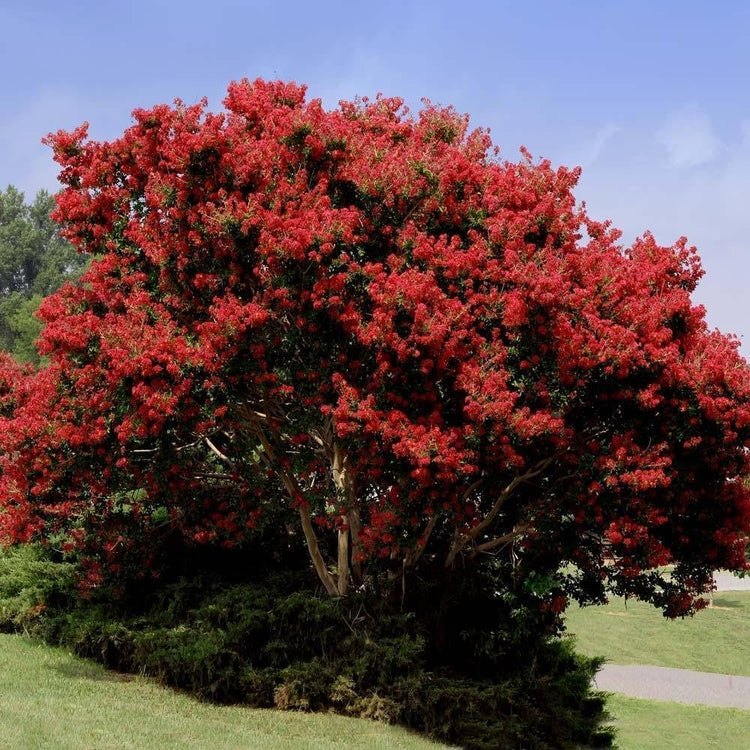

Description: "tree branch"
236 401 340 596
347 506 363 585
205 437 232 464
469 523 530 557
405 512 440 568
445 455 556 568
337 527 349 596
279 468 339 597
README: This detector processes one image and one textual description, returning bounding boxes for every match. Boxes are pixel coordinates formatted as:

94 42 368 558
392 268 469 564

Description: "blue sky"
2 1 749 348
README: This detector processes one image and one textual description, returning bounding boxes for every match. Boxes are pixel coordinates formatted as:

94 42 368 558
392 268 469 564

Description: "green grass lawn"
564 591 750 676
0 634 448 749
607 694 750 749
566 592 750 748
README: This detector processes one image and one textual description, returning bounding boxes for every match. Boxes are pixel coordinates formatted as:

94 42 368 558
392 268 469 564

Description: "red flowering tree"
1 79 748 615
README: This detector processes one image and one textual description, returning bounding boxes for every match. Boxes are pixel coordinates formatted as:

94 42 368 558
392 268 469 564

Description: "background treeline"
0 185 87 364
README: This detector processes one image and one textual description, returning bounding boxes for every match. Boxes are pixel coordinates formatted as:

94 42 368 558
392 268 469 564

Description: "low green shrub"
0 545 614 749
0 544 75 633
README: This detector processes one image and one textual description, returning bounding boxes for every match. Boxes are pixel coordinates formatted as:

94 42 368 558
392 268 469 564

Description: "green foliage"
0 546 613 749
0 545 75 632
0 186 87 363
0 293 43 363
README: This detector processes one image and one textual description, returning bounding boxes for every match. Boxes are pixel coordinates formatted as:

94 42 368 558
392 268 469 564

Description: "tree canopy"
0 79 748 615
0 186 87 363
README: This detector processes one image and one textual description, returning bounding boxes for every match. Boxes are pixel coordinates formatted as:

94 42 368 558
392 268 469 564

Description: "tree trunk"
332 441 361 592
298 503 339 596
347 507 363 585
337 527 349 596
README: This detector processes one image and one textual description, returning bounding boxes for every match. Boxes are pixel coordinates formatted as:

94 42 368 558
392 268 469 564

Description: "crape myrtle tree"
0 79 748 616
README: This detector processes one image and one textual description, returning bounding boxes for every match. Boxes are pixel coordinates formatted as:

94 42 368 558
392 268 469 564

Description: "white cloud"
579 123 621 167
656 105 723 168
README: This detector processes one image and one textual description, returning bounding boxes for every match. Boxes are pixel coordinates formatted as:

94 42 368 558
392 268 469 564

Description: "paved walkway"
713 572 750 592
594 665 750 709
592 573 750 708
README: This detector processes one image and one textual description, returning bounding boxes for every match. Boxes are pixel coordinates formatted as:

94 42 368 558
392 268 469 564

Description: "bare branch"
235 399 340 596
405 512 440 568
469 523 531 557
205 437 232 464
445 455 557 568
278 467 339 596
309 432 326 448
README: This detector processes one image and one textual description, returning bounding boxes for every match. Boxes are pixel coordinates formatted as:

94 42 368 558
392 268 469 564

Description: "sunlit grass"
606 694 750 749
566 592 750 747
6 583 750 748
0 634 448 749
565 591 750 676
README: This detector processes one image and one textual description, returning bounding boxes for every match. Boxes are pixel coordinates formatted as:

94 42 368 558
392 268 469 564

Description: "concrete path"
713 572 750 592
594 665 750 709
591 574 750 709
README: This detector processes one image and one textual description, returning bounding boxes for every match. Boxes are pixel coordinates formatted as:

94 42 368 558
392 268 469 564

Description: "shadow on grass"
49 661 134 683
708 597 743 610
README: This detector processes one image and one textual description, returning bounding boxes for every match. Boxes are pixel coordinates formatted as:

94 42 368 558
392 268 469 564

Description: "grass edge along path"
0 633 450 750
564 591 750 677
606 694 750 749
596 664 750 709
566 588 750 746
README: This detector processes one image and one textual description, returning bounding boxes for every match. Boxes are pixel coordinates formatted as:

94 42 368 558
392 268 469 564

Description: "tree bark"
332 441 362 590
337 527 349 596
298 501 339 596
277 460 339 597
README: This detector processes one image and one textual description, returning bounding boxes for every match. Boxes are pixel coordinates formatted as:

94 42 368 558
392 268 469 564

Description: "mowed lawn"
607 694 750 750
565 591 750 676
566 591 750 748
0 634 448 750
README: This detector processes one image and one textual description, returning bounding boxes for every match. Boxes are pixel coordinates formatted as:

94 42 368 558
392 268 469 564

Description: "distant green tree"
0 186 87 364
